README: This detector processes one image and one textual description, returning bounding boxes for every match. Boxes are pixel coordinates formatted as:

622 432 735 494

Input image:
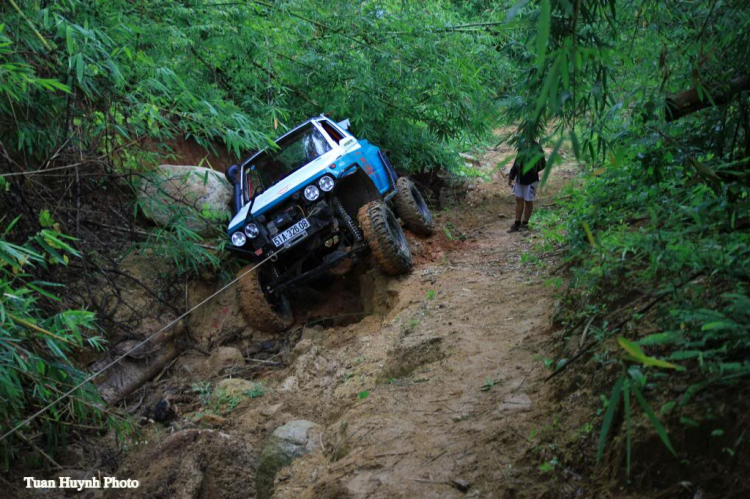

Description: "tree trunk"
665 76 750 122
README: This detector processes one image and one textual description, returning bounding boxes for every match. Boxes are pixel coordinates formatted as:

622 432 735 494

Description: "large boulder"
137 165 231 236
256 420 320 499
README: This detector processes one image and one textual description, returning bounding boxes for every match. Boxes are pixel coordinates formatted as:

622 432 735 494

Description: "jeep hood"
228 149 347 233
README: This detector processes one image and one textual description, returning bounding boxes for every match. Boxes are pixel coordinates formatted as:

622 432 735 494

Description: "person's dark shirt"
509 143 546 185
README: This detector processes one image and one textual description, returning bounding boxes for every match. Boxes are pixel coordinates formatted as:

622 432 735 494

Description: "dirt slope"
105 145 577 499
274 197 555 498
268 152 573 498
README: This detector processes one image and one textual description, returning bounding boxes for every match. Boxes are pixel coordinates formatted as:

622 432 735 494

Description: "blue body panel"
336 140 392 194
227 119 397 236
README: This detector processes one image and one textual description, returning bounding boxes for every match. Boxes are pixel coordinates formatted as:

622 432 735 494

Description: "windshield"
244 123 332 198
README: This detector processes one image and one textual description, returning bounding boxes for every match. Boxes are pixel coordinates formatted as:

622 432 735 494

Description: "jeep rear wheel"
357 201 413 276
393 177 434 236
236 265 293 332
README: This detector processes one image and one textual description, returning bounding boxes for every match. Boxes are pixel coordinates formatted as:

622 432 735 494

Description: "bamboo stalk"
8 314 78 347
8 0 52 51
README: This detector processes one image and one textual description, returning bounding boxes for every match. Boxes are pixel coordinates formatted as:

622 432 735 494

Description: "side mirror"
337 118 350 130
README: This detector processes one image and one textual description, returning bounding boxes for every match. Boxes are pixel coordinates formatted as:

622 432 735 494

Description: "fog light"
244 223 260 238
319 175 334 192
231 231 247 247
304 185 320 201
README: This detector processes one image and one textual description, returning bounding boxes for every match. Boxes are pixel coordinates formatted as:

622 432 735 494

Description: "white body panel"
228 141 361 232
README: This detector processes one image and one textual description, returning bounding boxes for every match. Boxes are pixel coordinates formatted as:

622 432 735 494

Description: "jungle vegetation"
1 0 749 493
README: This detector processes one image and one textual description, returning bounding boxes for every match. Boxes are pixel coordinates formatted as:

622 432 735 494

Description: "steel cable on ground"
0 250 278 442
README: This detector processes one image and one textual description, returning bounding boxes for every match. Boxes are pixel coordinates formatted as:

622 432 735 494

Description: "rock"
210 378 258 404
203 346 245 377
452 478 471 493
137 165 231 236
278 375 298 392
451 413 469 423
289 339 314 363
256 420 320 499
459 152 481 166
498 393 532 412
260 403 283 418
152 398 177 423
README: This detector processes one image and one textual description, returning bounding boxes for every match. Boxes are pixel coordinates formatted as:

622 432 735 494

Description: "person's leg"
522 201 533 227
521 182 538 229
508 196 524 232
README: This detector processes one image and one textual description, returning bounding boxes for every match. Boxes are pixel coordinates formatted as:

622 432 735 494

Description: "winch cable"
0 250 279 443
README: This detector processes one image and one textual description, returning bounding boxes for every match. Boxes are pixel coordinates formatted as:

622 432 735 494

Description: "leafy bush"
513 0 749 482
0 214 115 468
543 154 750 474
1 0 507 173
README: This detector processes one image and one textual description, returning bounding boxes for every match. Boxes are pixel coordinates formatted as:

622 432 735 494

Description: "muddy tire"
357 201 413 276
236 265 293 333
393 177 434 236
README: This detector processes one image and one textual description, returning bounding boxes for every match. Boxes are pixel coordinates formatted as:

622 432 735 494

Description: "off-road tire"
357 201 413 276
393 177 434 236
236 265 293 332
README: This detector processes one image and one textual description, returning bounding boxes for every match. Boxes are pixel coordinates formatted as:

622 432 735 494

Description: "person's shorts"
513 181 538 201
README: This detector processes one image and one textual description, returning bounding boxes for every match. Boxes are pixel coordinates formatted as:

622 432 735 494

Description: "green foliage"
547 154 750 472
596 362 677 477
521 0 750 480
191 381 212 408
1 0 507 173
0 219 115 468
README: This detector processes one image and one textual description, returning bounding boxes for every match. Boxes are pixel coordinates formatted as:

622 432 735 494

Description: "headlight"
244 223 259 238
231 231 247 247
319 175 335 192
303 185 320 201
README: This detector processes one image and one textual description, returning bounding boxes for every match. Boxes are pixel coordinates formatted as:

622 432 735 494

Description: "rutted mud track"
110 147 576 499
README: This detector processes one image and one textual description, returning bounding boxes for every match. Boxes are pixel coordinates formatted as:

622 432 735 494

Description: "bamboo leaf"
623 380 632 477
617 337 682 370
597 376 623 463
536 0 551 69
76 53 84 83
632 384 676 456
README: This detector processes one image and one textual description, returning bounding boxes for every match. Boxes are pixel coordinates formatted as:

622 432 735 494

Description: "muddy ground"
11 142 584 498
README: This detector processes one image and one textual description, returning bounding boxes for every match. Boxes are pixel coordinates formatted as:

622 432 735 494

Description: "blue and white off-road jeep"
224 115 433 331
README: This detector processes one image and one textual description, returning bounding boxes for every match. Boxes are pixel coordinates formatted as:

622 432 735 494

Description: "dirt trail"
269 151 572 499
108 144 578 499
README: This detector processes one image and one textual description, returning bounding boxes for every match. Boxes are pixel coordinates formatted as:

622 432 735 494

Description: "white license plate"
272 218 311 247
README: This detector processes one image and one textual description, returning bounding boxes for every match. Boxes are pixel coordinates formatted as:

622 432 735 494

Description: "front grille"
265 202 303 236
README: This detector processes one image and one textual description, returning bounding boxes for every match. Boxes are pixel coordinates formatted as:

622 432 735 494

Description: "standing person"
507 140 545 233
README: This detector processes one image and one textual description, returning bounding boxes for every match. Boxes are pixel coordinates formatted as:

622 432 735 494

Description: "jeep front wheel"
236 265 293 332
357 201 413 276
393 177 434 236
